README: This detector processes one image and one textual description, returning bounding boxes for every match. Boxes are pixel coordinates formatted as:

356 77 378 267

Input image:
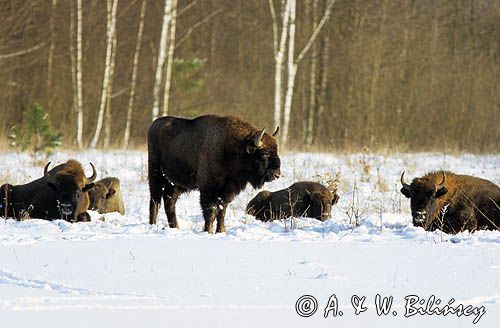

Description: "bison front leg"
200 191 219 234
216 203 227 233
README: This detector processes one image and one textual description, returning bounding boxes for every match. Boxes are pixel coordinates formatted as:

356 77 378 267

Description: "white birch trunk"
306 0 318 145
161 0 178 117
123 0 147 148
90 0 118 148
47 0 58 98
151 0 173 121
273 0 291 131
281 0 296 147
75 0 84 149
281 0 335 146
104 24 118 148
70 1 78 143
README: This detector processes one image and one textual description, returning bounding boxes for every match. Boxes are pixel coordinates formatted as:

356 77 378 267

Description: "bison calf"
88 177 125 215
400 171 500 234
246 181 339 222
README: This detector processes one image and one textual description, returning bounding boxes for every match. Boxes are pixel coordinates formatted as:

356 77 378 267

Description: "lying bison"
0 160 96 222
148 115 281 233
400 171 500 234
246 181 339 222
88 177 125 215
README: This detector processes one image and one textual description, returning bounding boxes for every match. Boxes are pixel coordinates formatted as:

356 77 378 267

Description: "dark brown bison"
88 177 125 215
400 171 500 234
0 160 96 222
246 181 339 222
148 115 281 233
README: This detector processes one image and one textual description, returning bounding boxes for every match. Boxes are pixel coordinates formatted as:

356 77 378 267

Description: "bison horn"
254 128 266 148
272 126 280 137
400 171 410 190
87 162 97 182
44 162 52 177
436 171 446 190
44 162 55 184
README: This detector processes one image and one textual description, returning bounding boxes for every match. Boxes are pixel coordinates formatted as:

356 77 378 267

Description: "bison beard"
147 115 281 233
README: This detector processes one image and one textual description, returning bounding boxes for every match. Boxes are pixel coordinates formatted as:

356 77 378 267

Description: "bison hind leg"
148 165 164 225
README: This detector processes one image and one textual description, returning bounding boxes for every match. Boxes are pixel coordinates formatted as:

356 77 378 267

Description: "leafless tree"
123 0 147 148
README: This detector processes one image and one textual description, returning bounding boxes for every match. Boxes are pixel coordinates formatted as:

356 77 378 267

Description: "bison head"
246 190 273 221
400 171 448 227
306 190 339 221
88 181 116 213
245 127 281 189
44 161 97 221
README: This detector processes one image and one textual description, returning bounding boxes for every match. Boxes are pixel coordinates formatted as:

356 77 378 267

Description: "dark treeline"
0 0 498 152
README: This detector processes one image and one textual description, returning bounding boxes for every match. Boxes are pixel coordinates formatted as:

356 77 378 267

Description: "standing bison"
148 115 281 233
0 160 96 222
246 181 340 221
88 177 125 215
400 171 500 234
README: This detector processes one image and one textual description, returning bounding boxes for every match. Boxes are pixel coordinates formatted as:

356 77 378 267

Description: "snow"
0 150 499 327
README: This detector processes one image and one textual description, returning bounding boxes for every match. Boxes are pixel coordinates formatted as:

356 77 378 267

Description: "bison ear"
436 187 448 198
83 183 95 192
47 181 57 191
309 192 323 205
106 187 116 199
400 187 411 198
332 194 340 205
246 144 256 154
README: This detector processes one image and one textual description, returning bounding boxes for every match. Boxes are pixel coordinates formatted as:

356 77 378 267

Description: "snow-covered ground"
0 150 499 327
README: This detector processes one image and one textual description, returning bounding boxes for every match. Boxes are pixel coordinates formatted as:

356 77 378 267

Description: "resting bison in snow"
400 171 500 234
88 177 125 215
148 114 281 233
0 160 96 222
246 181 340 221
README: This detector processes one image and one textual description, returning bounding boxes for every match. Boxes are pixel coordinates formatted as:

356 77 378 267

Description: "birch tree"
104 23 118 148
75 0 84 149
305 0 318 145
69 2 78 130
123 0 147 148
269 0 291 131
90 0 118 148
281 0 336 146
162 0 178 117
47 0 58 101
151 0 173 121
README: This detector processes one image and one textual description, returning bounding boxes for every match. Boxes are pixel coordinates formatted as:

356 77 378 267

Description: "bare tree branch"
295 0 336 64
0 42 46 60
175 8 224 48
